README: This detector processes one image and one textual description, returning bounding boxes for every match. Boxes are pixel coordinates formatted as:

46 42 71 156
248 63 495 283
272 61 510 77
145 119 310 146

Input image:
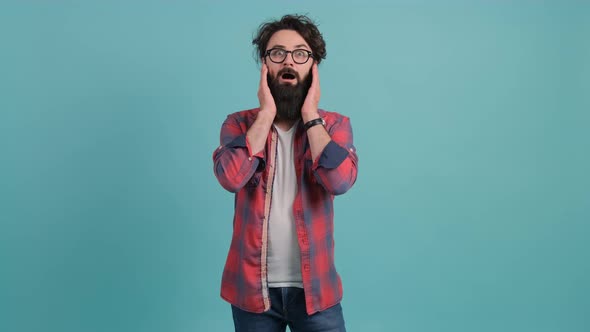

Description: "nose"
282 52 295 67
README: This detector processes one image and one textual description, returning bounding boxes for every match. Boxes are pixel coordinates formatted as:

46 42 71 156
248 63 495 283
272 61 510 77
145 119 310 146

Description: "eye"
270 49 285 57
293 50 307 58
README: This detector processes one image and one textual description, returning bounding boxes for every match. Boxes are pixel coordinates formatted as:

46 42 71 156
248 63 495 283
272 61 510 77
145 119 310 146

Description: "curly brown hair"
252 14 327 65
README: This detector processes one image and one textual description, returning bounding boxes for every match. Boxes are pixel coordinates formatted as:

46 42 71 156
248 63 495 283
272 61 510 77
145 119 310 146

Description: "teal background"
1 1 589 331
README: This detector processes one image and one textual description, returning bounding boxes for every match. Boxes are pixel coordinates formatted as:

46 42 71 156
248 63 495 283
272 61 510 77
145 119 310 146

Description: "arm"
301 63 358 195
212 114 261 193
213 63 277 193
246 63 276 155
310 116 358 195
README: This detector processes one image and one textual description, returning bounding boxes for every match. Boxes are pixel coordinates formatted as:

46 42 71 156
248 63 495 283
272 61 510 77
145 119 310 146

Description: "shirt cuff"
227 134 266 172
312 140 349 170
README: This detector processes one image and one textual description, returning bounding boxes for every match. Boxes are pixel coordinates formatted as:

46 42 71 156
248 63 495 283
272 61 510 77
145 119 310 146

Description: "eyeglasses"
265 48 314 64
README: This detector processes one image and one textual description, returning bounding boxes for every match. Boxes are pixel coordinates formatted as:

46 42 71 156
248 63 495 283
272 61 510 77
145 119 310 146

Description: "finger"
261 65 272 94
260 63 267 86
311 63 319 89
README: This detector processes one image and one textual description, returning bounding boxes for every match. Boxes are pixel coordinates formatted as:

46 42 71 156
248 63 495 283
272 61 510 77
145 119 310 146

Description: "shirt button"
304 265 310 271
248 157 252 161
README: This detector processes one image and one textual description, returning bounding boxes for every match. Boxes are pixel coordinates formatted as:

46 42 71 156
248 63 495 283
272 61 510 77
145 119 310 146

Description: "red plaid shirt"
212 108 358 315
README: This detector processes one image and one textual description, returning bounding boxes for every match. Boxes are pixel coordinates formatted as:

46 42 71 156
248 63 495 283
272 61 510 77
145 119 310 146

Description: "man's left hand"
301 62 321 123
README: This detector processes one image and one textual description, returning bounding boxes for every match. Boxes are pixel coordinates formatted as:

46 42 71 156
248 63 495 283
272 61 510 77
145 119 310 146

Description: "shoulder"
223 108 260 126
318 109 351 127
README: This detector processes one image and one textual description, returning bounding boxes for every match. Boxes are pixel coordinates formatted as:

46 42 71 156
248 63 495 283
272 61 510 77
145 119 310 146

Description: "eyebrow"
270 44 310 50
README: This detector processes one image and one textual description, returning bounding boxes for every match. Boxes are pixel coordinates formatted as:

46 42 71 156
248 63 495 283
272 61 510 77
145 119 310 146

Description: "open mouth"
282 73 296 79
280 72 297 82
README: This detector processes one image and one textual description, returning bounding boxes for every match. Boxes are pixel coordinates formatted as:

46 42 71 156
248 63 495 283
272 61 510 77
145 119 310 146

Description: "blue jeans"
231 287 346 332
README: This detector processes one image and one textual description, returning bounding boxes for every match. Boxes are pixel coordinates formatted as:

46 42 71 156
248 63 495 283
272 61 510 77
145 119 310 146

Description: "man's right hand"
246 63 276 156
257 63 276 120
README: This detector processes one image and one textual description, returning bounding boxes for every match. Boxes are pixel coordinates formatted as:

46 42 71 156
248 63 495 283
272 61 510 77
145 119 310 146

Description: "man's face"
264 29 314 85
264 29 314 121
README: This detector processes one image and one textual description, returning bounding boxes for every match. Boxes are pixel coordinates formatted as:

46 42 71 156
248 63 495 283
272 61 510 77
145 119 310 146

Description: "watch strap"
304 118 325 131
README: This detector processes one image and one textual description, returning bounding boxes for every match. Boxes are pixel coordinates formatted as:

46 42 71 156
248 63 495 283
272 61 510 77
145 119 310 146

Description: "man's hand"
301 62 321 123
246 63 276 156
301 62 330 160
257 63 276 121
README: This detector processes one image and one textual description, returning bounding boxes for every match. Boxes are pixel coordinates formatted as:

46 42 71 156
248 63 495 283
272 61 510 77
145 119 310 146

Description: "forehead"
267 29 310 50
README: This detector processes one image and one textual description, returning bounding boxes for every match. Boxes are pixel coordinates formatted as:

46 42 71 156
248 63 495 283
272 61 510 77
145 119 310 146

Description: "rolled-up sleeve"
312 116 358 195
213 115 266 193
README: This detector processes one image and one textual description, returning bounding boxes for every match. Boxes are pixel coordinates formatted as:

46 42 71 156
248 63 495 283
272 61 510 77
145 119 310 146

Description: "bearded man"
213 14 358 332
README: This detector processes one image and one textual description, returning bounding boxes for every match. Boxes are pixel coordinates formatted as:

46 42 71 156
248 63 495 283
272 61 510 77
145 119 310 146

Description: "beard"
267 68 312 122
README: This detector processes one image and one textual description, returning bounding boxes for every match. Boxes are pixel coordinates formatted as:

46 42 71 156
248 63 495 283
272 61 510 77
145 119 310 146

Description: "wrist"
304 117 325 131
301 110 320 123
257 108 276 122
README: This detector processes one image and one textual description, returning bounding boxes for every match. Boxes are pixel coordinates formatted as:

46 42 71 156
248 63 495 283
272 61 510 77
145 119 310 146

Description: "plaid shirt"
213 108 358 315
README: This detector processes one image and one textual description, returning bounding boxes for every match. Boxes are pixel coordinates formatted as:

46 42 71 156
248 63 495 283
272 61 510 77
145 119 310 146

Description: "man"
213 14 358 332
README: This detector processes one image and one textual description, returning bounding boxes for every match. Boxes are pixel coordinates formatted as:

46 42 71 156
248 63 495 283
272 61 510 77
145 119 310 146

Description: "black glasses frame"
264 48 314 64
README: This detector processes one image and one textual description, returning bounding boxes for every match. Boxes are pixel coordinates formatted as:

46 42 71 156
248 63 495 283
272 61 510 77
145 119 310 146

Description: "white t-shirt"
267 123 303 288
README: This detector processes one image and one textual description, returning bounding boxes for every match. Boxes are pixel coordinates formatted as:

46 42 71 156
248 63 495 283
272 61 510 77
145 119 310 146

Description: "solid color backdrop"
1 1 589 331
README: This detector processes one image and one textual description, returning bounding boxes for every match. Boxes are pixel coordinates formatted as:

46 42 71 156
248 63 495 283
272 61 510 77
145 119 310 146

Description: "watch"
304 117 325 131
